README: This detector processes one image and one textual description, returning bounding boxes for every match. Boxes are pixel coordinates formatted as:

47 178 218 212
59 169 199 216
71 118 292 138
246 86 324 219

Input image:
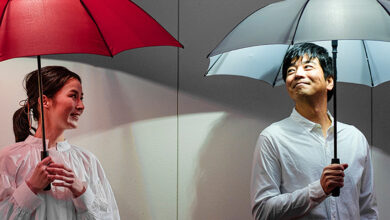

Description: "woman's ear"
41 95 51 109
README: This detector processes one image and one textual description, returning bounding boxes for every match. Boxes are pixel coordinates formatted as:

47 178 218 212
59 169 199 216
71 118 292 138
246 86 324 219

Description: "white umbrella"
206 0 390 196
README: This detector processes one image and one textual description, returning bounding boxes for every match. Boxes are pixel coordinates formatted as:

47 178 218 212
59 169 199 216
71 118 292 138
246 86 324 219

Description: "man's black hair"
282 43 334 101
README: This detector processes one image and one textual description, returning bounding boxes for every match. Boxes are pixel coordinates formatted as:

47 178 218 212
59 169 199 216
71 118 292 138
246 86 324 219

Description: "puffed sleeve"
0 154 43 219
72 156 120 220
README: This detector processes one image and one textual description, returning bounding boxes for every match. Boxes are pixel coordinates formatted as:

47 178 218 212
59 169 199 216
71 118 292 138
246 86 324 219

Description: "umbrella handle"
331 158 340 197
41 151 51 191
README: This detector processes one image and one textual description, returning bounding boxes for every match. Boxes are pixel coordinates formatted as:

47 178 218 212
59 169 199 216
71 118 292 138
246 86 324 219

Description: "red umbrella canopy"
0 0 183 61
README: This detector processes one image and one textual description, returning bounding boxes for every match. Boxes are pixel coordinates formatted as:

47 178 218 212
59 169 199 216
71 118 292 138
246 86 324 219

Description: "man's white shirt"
251 108 378 220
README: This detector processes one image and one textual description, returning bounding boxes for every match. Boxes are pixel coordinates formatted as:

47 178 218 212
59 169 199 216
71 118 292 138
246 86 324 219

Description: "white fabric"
0 135 120 220
251 108 378 220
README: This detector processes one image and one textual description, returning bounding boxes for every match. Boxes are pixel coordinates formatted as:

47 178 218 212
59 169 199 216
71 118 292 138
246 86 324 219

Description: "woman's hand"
47 163 86 198
26 156 54 194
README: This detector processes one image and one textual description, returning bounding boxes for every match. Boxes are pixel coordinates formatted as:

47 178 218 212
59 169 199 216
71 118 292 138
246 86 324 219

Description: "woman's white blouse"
0 135 120 220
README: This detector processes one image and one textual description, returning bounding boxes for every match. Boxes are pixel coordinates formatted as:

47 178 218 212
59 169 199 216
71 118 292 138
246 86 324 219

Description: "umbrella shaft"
332 40 338 159
37 56 47 154
331 40 340 197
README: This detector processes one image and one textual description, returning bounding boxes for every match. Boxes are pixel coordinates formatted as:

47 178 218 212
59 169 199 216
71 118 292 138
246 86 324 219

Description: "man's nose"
295 67 305 78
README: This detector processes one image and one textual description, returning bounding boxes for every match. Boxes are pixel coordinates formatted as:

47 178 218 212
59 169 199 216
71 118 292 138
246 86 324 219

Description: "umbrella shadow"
371 146 390 219
65 64 179 138
372 84 390 156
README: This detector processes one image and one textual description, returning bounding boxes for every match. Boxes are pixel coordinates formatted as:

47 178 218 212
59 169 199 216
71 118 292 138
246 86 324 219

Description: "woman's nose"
77 100 84 111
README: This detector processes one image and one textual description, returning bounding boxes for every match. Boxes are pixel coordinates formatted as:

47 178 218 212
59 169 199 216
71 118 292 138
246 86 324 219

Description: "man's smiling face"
285 54 333 102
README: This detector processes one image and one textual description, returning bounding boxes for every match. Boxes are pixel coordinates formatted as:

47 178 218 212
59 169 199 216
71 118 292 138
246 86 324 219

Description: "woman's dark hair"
282 43 334 101
13 66 81 142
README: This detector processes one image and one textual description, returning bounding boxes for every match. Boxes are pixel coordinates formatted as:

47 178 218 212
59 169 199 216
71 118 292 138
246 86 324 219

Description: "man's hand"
47 163 86 198
26 156 54 194
320 163 348 195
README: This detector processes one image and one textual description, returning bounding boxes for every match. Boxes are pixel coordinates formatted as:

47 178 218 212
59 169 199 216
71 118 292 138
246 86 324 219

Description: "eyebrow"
302 60 315 64
289 58 316 67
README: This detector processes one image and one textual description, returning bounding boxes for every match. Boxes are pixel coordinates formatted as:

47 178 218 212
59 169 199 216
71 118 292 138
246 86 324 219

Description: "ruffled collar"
25 135 71 152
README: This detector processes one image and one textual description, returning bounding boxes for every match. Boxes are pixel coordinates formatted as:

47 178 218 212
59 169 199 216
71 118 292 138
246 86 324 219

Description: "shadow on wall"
372 146 390 219
66 63 178 138
191 113 272 220
372 83 390 157
70 124 153 220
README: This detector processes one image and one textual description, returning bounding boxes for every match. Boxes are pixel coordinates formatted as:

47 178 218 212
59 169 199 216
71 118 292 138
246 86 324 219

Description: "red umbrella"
0 0 182 60
0 0 183 189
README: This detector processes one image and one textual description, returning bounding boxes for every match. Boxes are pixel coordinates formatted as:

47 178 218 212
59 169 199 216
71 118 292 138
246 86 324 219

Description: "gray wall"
42 0 390 219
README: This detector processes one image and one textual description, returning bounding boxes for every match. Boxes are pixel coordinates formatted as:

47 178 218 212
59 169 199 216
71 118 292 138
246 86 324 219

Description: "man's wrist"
309 180 328 203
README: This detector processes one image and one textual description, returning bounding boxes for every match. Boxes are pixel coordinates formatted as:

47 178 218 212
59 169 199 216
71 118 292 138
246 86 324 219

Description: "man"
250 43 378 219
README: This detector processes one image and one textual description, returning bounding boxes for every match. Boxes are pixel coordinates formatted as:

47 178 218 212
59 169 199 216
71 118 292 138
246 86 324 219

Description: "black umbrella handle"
41 151 51 191
331 158 340 197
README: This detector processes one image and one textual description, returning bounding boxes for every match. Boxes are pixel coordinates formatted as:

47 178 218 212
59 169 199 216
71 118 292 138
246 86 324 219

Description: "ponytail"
13 106 34 142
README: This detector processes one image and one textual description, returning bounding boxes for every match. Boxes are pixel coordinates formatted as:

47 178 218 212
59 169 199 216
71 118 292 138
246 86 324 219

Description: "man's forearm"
252 180 327 220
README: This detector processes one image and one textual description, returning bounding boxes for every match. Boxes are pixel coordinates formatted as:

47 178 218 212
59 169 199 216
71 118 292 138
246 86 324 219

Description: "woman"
0 66 120 219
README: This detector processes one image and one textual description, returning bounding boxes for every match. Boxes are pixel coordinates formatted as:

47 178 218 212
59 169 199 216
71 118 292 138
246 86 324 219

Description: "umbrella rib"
205 54 223 76
0 0 11 28
376 0 390 16
130 2 183 49
272 45 291 87
362 40 374 87
80 0 113 57
290 0 310 45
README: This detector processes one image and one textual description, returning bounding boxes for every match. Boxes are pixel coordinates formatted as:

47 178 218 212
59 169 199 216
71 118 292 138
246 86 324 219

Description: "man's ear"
326 75 334 91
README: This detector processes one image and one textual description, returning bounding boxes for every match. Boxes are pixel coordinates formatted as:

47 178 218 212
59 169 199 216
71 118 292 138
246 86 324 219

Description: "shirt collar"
290 108 334 134
25 135 71 152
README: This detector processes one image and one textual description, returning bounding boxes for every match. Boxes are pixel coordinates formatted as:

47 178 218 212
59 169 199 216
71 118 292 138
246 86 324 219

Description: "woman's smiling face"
46 78 84 130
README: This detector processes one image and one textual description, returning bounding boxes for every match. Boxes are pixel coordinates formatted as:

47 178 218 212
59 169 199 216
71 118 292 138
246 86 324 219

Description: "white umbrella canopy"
208 40 390 87
208 0 390 57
